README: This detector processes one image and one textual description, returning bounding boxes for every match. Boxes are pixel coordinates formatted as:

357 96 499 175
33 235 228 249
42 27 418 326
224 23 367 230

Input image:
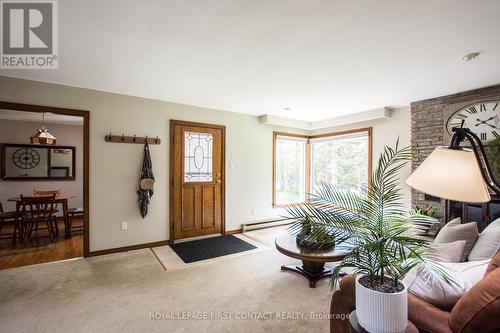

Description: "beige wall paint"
0 119 84 212
0 76 410 252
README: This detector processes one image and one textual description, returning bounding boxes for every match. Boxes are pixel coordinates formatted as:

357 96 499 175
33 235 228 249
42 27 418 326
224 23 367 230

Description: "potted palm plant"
287 141 454 333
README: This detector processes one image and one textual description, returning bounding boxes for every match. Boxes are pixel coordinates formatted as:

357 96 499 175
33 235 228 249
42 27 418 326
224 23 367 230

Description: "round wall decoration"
446 101 499 142
12 148 41 169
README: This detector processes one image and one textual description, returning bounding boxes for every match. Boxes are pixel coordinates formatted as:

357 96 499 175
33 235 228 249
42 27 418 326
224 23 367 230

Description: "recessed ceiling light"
462 52 481 61
284 107 291 111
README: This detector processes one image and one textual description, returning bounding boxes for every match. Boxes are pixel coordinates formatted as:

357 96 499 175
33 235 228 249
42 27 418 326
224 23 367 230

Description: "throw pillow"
434 217 479 261
426 240 466 263
468 218 500 261
403 259 491 310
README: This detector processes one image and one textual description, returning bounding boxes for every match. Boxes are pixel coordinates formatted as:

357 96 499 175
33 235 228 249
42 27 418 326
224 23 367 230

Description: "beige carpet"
0 227 340 333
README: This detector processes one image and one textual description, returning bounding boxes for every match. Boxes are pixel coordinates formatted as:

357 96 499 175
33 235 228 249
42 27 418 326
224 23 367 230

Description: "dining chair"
67 207 84 233
33 189 61 214
20 195 58 242
0 202 21 243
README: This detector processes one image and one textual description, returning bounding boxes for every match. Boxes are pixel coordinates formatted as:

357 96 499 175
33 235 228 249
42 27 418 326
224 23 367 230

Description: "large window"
310 131 369 192
273 129 371 207
274 134 307 206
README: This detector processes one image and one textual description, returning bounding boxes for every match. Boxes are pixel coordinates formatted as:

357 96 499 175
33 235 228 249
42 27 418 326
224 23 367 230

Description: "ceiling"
0 109 83 125
1 0 500 121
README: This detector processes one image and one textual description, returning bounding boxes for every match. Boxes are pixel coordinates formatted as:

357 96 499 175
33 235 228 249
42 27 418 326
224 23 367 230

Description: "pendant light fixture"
30 113 57 145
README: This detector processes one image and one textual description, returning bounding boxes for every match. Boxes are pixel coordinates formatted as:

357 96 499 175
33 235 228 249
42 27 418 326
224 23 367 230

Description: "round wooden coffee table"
275 234 350 288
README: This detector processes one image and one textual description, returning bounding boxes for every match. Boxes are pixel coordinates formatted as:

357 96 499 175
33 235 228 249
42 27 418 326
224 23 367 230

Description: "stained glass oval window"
184 131 213 182
193 145 204 169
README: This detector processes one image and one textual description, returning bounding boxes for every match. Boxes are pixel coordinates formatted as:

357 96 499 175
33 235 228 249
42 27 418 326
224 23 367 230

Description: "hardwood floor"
0 219 83 270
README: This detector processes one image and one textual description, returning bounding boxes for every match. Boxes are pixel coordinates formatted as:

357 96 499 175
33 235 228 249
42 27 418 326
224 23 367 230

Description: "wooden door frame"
0 101 90 257
169 119 226 245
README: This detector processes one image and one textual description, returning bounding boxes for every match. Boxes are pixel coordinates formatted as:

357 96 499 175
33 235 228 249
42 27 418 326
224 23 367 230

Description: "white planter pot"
355 275 408 333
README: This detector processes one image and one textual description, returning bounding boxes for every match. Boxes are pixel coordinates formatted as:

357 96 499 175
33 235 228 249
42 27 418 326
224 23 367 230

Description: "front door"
170 120 225 242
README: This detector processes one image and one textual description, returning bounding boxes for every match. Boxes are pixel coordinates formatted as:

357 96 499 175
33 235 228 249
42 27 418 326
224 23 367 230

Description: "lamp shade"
29 113 56 145
30 128 57 145
406 146 490 203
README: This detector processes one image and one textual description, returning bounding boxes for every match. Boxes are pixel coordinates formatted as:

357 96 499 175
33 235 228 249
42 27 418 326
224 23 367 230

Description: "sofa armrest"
330 274 356 333
408 293 453 333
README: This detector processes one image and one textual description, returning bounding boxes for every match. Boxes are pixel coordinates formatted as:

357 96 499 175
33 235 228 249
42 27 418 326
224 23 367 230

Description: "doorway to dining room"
0 102 89 269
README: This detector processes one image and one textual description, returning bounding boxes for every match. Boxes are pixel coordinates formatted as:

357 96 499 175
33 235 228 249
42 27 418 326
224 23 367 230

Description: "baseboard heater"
241 218 292 232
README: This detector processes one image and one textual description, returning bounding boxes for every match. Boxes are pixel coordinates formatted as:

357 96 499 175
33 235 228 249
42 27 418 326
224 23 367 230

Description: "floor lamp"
406 125 500 204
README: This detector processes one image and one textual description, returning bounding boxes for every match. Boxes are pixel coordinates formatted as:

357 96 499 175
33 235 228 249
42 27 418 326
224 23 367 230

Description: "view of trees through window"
311 134 368 192
274 130 370 206
275 136 306 205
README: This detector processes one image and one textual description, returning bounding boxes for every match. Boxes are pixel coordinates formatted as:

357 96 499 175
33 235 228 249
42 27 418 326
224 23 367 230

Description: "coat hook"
121 134 125 142
133 134 136 142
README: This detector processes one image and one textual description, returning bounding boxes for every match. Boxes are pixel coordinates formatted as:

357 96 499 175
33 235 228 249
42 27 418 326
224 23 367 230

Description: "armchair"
330 253 500 333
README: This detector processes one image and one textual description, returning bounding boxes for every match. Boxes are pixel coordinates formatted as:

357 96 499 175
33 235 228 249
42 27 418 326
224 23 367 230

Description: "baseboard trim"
242 218 292 232
242 217 289 226
226 229 242 235
88 240 170 257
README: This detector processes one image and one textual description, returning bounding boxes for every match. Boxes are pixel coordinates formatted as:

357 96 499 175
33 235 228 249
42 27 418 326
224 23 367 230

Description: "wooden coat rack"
105 133 161 145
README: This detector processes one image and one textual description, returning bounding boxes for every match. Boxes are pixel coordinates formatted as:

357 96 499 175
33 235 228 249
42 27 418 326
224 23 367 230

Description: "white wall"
0 76 411 251
0 119 84 212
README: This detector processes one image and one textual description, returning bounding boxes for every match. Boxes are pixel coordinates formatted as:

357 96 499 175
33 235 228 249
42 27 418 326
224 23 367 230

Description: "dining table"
8 194 77 239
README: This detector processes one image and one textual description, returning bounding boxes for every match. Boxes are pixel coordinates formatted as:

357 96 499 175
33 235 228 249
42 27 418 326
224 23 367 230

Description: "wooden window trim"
272 127 372 208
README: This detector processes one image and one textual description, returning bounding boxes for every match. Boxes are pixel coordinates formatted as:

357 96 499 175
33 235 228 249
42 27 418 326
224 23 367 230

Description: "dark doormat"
171 235 257 263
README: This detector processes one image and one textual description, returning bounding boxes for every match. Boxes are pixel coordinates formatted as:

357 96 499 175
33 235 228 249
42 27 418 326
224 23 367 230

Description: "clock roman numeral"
480 104 486 112
494 102 498 111
493 131 499 138
449 122 462 128
465 106 478 114
480 133 487 141
455 113 468 120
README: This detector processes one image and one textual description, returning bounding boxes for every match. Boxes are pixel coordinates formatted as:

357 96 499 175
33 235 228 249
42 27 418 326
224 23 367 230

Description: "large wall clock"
12 148 41 169
446 100 500 142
